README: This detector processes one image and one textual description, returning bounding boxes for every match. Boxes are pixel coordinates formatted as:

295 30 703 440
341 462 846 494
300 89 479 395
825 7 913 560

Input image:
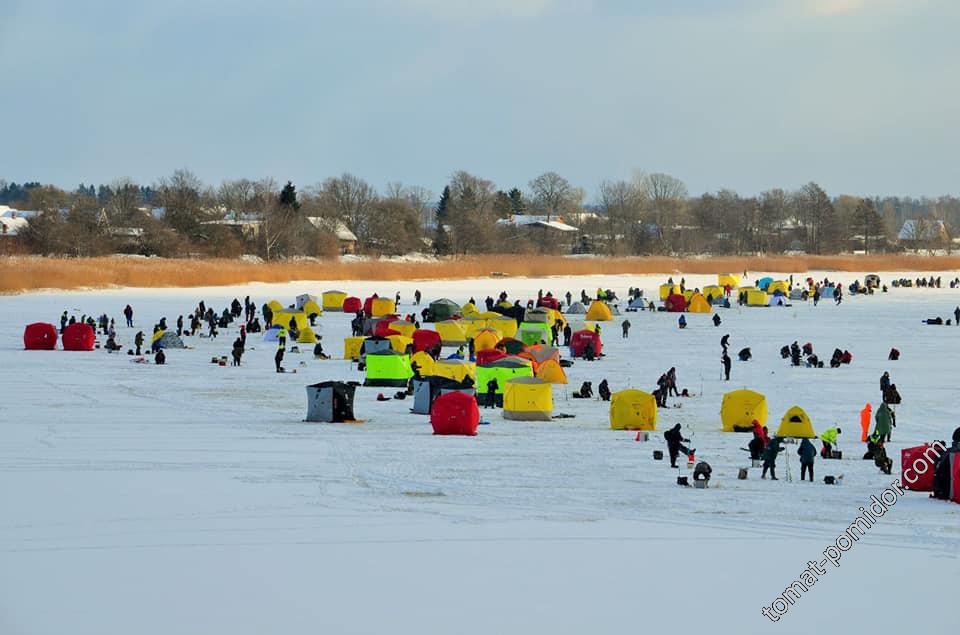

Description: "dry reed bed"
3 255 960 294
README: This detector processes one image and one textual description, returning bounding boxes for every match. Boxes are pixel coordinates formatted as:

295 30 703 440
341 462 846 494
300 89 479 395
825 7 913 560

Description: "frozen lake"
2 272 958 634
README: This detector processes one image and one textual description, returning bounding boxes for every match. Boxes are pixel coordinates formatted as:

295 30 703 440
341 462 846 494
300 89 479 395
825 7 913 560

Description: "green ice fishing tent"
363 351 413 387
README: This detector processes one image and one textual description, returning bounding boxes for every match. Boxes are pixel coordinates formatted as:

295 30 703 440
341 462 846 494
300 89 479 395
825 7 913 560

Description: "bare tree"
597 179 643 255
638 172 688 252
316 173 378 248
528 171 583 221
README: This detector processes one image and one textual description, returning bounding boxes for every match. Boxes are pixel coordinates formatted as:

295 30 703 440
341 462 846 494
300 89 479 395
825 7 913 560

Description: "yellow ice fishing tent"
703 285 725 301
718 274 741 288
487 315 518 339
302 299 323 317
436 320 467 346
585 300 613 321
322 290 347 312
460 318 489 340
267 300 284 313
746 290 769 307
274 310 309 331
535 358 568 384
688 293 711 313
388 321 417 338
410 350 436 376
478 311 502 320
720 389 768 432
461 303 480 317
502 377 553 421
343 336 365 360
387 334 413 354
659 284 681 300
298 325 318 344
432 358 476 383
776 406 816 438
609 389 657 431
371 297 396 317
473 327 502 352
768 280 790 295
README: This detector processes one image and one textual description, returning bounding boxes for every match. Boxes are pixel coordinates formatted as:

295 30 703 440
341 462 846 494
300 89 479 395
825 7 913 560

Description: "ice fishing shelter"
718 274 740 287
720 389 769 432
23 323 57 350
535 359 568 384
473 327 501 352
757 277 774 291
363 351 413 387
487 315 518 339
305 381 356 422
789 288 806 301
609 389 657 430
498 338 526 355
537 295 561 311
412 329 442 353
768 295 788 307
461 302 479 317
296 293 319 311
430 391 480 436
665 294 686 312
702 285 725 302
410 350 436 376
659 284 681 300
62 323 95 351
518 324 549 346
746 289 769 306
427 299 461 322
585 300 613 321
566 301 587 314
688 294 711 313
435 320 467 346
388 321 416 338
371 297 396 317
865 274 881 289
776 406 816 438
344 336 364 360
360 336 392 355
413 376 476 415
502 377 553 421
342 296 362 313
524 307 555 326
322 290 348 311
459 318 489 341
431 358 476 383
274 310 309 331
569 329 602 358
387 334 413 354
768 281 790 295
476 357 534 406
154 331 186 349
475 349 507 366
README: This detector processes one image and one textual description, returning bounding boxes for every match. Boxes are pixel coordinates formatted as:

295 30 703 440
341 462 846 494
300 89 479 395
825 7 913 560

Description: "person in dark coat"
712 314 721 327
154 349 166 365
621 320 631 338
798 438 816 481
598 379 611 401
880 371 891 395
485 378 498 408
574 381 593 399
664 424 694 468
134 331 144 356
762 436 784 480
563 324 572 346
655 374 668 407
748 430 765 461
666 368 679 396
790 341 801 366
721 334 730 353
231 337 244 366
274 347 284 373
737 347 751 362
874 402 894 442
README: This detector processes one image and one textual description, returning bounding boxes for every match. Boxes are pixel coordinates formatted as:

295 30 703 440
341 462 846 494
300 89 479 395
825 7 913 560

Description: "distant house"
308 218 358 254
898 219 948 249
0 208 33 253
497 214 578 251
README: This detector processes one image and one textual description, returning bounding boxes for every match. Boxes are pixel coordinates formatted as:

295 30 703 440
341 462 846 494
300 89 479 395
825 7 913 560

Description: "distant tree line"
2 170 958 259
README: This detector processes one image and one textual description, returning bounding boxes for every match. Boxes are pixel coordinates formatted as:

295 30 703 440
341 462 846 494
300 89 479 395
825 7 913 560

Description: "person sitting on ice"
598 379 611 402
888 348 900 361
678 315 687 329
573 381 593 399
313 338 329 360
693 461 712 484
738 347 752 362
155 349 166 365
820 426 841 458
105 335 122 352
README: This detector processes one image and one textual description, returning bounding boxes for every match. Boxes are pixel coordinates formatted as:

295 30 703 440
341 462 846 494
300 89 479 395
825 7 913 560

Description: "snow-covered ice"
1 272 958 634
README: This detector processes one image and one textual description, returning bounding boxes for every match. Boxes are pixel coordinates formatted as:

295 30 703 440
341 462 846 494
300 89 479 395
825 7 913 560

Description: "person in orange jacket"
860 403 872 442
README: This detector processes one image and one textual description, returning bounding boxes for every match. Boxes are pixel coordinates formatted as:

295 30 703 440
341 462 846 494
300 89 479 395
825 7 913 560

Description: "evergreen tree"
434 185 451 255
508 187 525 214
278 181 300 210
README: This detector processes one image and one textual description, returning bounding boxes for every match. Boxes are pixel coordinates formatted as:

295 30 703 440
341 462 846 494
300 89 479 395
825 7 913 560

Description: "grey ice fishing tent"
565 301 587 314
627 297 646 310
305 381 356 422
427 298 461 322
362 336 393 355
411 376 477 415
155 332 186 349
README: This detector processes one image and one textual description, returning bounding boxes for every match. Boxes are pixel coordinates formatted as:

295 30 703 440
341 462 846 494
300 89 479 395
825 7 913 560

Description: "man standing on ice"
664 424 694 468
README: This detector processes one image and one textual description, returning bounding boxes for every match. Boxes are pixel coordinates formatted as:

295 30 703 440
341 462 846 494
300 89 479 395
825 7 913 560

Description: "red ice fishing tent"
342 296 362 313
537 296 560 310
62 323 95 351
665 293 687 312
569 329 602 358
412 329 442 353
901 444 942 491
430 391 480 436
476 349 507 366
23 322 58 350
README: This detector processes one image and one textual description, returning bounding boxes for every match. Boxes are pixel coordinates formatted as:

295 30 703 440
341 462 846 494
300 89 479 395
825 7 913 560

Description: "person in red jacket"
752 420 769 447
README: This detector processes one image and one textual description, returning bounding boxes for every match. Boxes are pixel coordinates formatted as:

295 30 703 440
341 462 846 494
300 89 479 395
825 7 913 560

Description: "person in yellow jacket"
277 326 287 350
820 426 841 458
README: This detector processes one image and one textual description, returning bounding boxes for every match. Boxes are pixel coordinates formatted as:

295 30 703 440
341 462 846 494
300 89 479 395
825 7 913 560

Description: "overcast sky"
1 0 957 199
